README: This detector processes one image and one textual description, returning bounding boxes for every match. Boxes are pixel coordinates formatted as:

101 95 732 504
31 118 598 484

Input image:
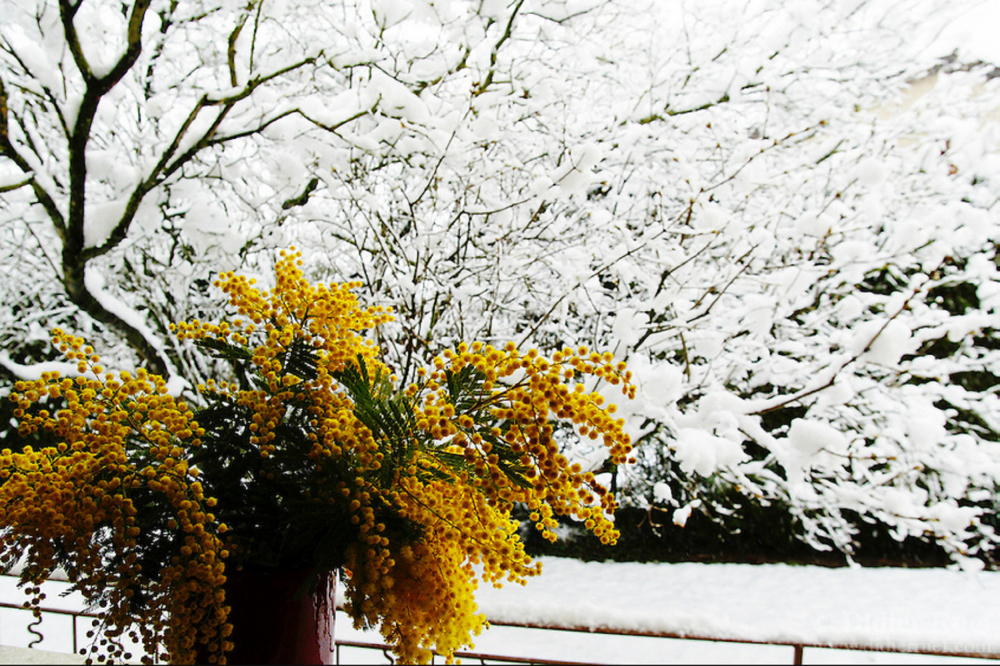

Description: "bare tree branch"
82 53 325 265
0 77 67 240
748 279 930 416
473 0 527 97
227 10 249 88
53 0 168 374
58 0 91 83
0 175 32 193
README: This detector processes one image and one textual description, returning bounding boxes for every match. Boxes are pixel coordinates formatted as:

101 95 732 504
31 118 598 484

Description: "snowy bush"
1 0 999 566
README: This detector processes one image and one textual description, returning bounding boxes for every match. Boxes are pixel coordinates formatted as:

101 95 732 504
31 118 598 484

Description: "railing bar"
334 605 1000 664
336 637 1000 664
0 600 100 618
333 640 607 665
335 604 1000 662
26 611 43 649
476 619 1000 660
1 579 996 664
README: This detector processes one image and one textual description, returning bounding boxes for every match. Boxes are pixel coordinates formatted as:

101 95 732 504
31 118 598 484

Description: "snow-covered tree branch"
2 0 999 566
0 0 534 383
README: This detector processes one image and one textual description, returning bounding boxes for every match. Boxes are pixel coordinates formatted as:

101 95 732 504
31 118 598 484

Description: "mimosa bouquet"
3 249 635 664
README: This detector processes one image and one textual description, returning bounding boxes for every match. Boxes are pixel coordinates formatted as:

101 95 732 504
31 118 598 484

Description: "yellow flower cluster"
3 331 228 664
416 340 635 544
334 339 635 663
173 250 392 376
4 249 636 665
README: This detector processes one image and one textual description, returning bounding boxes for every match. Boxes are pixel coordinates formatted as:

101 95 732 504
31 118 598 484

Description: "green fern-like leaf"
333 357 422 487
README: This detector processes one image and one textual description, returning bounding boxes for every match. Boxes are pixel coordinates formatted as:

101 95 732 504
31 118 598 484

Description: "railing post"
793 644 804 665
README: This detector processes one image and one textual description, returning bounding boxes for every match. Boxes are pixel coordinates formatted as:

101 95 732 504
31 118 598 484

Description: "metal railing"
0 574 146 662
1 575 998 665
0 597 100 657
333 614 1000 665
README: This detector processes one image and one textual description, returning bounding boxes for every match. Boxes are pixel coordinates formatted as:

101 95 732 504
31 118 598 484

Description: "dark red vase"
214 567 335 665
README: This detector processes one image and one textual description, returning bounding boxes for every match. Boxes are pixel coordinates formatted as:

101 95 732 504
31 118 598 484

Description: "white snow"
82 267 179 387
611 308 645 349
5 558 999 663
848 318 915 366
0 353 78 382
672 499 702 527
786 418 848 457
333 556 1000 664
83 269 155 351
929 2 1000 64
670 427 748 477
179 199 244 256
652 481 674 505
82 199 126 249
371 0 414 30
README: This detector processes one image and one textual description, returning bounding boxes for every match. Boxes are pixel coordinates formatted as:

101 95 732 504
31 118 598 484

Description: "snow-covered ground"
1 557 999 663
335 557 1000 664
